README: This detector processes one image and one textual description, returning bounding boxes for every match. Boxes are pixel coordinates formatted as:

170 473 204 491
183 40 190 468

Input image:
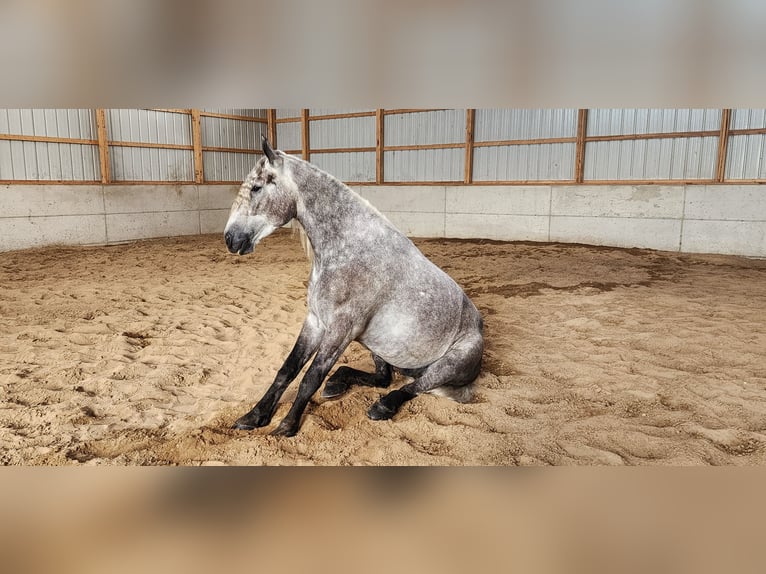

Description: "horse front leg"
233 313 324 430
271 322 356 437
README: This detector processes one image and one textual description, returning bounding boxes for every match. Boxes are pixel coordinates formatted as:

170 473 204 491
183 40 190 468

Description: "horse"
223 137 484 437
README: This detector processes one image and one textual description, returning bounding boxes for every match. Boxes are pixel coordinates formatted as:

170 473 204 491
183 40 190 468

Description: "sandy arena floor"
1 230 765 465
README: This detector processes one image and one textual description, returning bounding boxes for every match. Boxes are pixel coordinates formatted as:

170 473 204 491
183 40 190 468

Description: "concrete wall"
351 184 766 258
2 183 765 258
0 184 237 251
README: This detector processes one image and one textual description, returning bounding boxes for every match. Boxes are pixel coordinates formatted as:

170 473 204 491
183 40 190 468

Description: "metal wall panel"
385 110 466 146
726 134 766 180
474 143 576 181
110 147 194 181
587 109 721 136
475 109 577 141
584 137 718 180
731 109 766 130
203 109 267 118
310 116 375 149
276 122 302 152
0 109 96 139
309 108 373 116
0 140 100 180
203 151 260 182
106 109 192 144
201 116 266 149
310 152 375 182
276 109 302 119
0 109 98 180
384 148 464 182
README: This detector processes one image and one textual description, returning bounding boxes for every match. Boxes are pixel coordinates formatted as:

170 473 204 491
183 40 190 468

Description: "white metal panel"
0 140 100 180
203 109 267 118
584 137 718 180
203 151 260 182
310 116 375 149
309 108 373 116
310 152 375 182
726 134 766 179
276 122 302 151
475 109 577 141
201 116 266 149
731 109 766 130
106 109 192 144
474 143 575 181
385 110 466 146
276 109 302 119
0 109 98 180
0 109 96 139
384 148 463 182
587 109 721 136
110 147 194 181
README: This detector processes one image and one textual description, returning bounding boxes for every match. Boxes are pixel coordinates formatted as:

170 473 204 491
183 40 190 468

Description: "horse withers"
223 137 483 436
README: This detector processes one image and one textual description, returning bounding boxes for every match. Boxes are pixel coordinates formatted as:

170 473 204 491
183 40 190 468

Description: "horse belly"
359 303 460 370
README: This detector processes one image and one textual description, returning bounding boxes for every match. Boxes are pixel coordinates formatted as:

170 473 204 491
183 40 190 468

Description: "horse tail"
427 382 476 403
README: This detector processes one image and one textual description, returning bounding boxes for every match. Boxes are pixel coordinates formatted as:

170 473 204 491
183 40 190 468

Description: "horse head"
224 137 297 255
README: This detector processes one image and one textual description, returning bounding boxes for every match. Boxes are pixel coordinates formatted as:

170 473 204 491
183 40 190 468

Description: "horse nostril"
225 230 237 251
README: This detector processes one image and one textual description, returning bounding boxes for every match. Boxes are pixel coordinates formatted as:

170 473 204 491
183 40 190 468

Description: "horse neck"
291 161 368 259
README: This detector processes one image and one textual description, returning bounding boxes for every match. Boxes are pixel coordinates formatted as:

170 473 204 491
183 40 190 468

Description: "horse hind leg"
321 354 393 399
367 333 483 421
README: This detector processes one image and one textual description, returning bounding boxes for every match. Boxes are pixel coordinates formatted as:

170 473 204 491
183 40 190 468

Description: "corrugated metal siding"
0 109 96 139
731 109 766 130
276 122 302 152
310 152 375 182
475 109 577 141
106 110 193 181
385 110 466 145
726 134 766 179
587 109 721 136
276 109 302 119
474 143 576 181
0 140 100 180
110 147 194 182
384 149 464 182
309 108 372 116
584 137 718 180
203 109 267 118
201 116 266 149
0 109 98 180
106 109 192 144
310 116 375 149
203 151 259 182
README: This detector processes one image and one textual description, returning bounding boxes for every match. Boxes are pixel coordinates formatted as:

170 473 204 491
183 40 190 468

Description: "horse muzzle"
224 229 254 255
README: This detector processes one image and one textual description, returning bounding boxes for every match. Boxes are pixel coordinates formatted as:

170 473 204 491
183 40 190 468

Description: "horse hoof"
270 423 298 437
231 421 256 431
321 380 350 399
367 401 396 421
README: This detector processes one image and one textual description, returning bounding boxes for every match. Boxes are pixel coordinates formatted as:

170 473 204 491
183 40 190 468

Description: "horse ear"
262 135 279 164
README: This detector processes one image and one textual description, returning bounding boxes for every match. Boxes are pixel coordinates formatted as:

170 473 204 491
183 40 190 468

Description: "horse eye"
251 184 262 194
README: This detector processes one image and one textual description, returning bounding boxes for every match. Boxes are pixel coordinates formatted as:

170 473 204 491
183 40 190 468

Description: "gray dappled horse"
224 137 483 436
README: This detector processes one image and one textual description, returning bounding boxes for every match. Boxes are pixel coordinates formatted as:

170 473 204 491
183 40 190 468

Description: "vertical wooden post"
574 108 588 183
464 108 475 184
267 109 277 148
376 109 384 184
191 109 204 184
95 108 110 184
716 108 732 183
301 109 310 161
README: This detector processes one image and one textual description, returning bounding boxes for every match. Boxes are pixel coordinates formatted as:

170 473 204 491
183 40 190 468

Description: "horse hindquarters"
368 296 483 420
